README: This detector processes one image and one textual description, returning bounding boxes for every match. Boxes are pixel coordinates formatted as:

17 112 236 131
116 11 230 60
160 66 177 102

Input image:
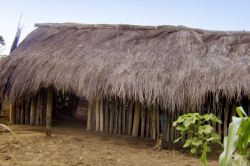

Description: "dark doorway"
52 92 88 128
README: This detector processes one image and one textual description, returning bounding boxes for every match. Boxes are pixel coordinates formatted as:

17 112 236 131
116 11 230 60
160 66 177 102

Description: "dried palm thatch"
0 23 250 111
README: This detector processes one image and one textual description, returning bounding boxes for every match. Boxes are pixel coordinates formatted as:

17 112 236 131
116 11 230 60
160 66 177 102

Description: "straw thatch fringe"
0 23 249 112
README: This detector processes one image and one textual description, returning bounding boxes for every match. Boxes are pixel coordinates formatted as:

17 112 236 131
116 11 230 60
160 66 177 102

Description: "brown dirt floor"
0 121 219 166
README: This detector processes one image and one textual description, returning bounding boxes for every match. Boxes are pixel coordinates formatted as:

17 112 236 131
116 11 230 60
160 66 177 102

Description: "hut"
0 23 250 141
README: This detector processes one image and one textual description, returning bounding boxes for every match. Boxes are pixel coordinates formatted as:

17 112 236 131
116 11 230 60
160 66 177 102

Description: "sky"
1 0 250 54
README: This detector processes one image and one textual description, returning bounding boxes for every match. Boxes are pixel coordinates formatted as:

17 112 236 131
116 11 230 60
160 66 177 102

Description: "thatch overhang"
0 23 250 111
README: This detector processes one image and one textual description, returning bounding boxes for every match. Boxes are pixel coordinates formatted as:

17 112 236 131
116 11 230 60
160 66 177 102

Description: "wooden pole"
132 102 141 137
140 106 145 138
150 105 156 140
114 100 118 134
122 100 126 135
109 100 115 133
163 110 167 142
87 100 93 131
146 106 150 138
104 99 109 132
156 105 160 138
95 99 100 132
100 99 104 132
46 88 53 137
20 100 24 124
35 95 40 126
9 102 15 124
127 101 133 135
223 103 229 138
30 98 36 125
25 99 30 124
118 99 122 135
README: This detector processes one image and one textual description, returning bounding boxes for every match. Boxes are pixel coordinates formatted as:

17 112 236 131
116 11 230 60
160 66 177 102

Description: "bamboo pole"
30 98 36 125
150 105 156 140
87 100 93 131
100 99 104 132
140 106 145 138
95 99 100 132
104 99 109 132
132 102 141 137
9 103 15 124
46 88 53 137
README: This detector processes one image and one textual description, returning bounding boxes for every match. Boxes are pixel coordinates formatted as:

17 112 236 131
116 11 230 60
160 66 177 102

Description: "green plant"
219 106 250 166
173 113 222 166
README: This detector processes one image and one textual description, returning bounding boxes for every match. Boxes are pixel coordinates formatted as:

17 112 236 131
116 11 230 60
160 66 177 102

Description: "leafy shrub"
173 113 222 166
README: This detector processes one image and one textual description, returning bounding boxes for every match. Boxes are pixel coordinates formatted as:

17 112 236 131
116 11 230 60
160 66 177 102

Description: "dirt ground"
0 122 219 166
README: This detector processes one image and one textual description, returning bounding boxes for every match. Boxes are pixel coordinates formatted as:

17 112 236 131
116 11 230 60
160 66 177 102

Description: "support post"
30 98 36 125
95 99 100 131
87 100 93 131
46 88 53 137
9 103 15 124
132 102 141 137
100 99 104 132
104 99 109 132
140 106 145 137
127 101 133 135
150 105 156 140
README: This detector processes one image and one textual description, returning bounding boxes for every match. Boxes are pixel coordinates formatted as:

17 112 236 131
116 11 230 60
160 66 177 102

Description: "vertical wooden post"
87 100 93 131
95 99 100 132
156 106 160 138
163 110 167 142
25 100 30 124
122 100 126 135
104 99 109 132
30 98 36 125
114 100 118 134
223 103 229 137
146 107 150 138
150 105 156 140
127 101 133 135
100 99 104 132
35 95 40 126
46 88 53 137
9 102 15 124
109 100 115 133
118 99 122 135
140 106 145 138
132 102 141 137
20 100 24 124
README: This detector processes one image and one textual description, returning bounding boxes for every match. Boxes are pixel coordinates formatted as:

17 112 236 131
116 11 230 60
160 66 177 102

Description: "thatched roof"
0 23 250 110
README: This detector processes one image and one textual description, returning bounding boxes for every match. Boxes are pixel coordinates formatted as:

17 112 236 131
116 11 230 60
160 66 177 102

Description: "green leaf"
198 125 213 135
236 107 247 118
219 117 242 166
200 141 208 166
191 147 197 154
237 117 250 154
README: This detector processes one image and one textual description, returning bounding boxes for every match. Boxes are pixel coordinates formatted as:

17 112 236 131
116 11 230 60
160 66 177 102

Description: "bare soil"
0 121 219 166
